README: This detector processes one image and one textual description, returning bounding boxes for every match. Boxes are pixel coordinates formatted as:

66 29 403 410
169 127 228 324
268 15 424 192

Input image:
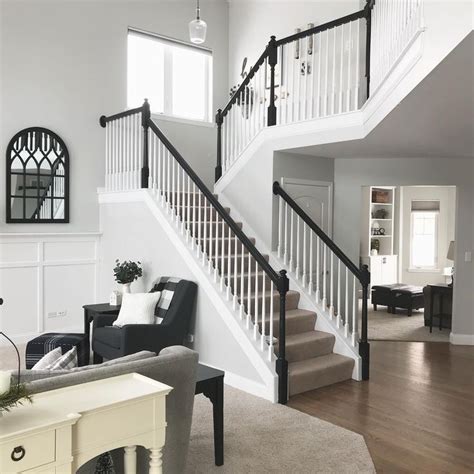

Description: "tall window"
127 29 213 123
410 203 439 270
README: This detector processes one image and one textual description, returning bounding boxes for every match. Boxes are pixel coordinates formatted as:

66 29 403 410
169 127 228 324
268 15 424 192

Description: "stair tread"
289 353 354 375
285 331 335 346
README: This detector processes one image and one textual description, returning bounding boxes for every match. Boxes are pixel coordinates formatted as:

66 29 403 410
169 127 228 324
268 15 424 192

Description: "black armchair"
92 279 197 362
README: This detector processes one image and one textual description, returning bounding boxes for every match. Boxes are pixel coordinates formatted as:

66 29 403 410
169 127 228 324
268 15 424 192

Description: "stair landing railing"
216 0 424 182
273 181 370 379
100 100 291 403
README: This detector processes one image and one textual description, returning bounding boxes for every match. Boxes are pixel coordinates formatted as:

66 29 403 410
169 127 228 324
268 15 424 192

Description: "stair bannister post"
267 36 278 126
141 98 151 188
359 264 370 380
365 0 375 99
276 269 289 404
215 108 223 182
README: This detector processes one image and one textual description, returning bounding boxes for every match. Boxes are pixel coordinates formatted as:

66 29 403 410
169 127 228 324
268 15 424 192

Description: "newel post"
267 36 278 127
359 264 370 380
365 0 375 100
215 108 223 182
276 269 289 404
141 98 151 188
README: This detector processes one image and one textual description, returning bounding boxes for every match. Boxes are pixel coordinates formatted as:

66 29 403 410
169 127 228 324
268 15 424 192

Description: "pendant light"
189 0 207 44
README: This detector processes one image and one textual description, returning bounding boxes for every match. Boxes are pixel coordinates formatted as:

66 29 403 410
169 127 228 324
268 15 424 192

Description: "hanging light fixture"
189 0 207 44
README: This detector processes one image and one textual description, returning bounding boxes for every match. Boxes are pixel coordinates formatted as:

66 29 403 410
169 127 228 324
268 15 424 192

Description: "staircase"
205 194 355 396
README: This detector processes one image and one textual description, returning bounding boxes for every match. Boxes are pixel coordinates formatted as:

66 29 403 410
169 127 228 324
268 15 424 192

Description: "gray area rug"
186 387 375 473
368 307 450 342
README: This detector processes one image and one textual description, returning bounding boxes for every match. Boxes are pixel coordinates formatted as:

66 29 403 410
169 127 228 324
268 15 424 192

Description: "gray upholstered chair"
92 279 197 362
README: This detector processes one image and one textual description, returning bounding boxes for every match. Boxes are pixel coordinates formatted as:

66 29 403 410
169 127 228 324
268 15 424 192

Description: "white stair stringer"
214 193 361 381
98 188 278 402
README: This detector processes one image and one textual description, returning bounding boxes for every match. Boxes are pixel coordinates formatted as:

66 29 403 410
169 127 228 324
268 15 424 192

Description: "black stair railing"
273 181 370 380
100 100 291 403
215 1 375 182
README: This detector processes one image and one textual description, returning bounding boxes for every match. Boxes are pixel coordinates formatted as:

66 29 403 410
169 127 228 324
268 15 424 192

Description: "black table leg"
203 377 224 466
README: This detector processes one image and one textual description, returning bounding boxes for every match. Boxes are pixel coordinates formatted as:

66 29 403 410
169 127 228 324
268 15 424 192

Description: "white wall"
0 234 100 342
228 0 362 87
0 0 228 233
399 186 456 286
333 157 474 340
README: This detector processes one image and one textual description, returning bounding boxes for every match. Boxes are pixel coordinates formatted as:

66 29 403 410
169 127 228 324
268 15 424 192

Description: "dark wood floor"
289 341 474 473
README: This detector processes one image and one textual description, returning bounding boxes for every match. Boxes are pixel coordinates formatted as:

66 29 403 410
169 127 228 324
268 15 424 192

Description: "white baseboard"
450 333 474 346
221 370 277 403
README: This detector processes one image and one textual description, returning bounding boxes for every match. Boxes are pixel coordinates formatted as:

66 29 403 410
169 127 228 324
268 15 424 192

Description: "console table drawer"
0 430 55 473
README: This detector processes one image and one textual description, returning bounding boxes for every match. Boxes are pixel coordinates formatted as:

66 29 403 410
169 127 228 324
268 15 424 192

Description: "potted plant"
113 259 142 293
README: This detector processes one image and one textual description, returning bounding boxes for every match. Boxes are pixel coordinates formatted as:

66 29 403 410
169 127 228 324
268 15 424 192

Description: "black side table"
195 364 224 466
428 284 453 333
83 303 120 339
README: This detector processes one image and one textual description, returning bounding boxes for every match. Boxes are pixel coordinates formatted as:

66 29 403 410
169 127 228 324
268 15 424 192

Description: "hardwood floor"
289 341 474 473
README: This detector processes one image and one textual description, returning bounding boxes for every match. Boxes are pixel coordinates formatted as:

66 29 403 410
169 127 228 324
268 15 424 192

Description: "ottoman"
26 332 90 369
371 284 402 312
372 284 424 316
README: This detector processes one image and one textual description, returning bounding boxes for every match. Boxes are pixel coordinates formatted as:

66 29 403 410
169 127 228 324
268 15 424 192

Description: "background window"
127 29 213 122
410 211 438 269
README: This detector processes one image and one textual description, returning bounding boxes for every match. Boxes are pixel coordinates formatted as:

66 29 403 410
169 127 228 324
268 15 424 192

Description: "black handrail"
273 181 370 380
273 181 364 280
99 105 144 127
275 9 367 47
149 119 283 287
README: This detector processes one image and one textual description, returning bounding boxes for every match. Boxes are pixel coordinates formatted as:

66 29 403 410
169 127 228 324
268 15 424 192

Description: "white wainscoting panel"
0 234 100 343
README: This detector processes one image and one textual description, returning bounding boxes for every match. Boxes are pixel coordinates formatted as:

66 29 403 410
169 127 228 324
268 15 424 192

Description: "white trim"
450 333 474 346
152 113 214 128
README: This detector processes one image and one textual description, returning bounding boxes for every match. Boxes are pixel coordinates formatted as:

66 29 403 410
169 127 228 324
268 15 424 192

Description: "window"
410 211 439 270
127 29 213 123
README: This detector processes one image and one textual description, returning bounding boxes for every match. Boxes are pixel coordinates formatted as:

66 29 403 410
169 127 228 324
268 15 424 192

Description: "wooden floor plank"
288 341 474 473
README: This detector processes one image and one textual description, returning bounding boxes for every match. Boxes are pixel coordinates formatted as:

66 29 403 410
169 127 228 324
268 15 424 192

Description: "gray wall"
0 0 228 233
334 157 474 338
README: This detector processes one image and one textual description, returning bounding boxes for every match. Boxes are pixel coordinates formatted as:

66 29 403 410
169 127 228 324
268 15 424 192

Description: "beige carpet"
186 387 375 473
367 307 450 342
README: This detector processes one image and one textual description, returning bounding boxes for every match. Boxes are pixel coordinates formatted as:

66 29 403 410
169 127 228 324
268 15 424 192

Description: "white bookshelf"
361 186 398 287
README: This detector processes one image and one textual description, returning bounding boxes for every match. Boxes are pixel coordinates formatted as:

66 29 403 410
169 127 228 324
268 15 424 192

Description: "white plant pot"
122 283 132 294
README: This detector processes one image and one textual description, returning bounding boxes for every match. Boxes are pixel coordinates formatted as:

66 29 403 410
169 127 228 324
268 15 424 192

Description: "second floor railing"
216 0 425 182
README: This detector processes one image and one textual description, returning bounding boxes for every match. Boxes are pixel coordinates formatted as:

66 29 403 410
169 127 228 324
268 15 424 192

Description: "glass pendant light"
189 0 207 44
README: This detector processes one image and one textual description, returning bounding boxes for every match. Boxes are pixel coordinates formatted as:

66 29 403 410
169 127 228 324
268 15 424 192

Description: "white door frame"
280 177 334 238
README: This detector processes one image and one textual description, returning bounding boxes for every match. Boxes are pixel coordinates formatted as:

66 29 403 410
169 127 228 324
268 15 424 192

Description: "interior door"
282 179 333 236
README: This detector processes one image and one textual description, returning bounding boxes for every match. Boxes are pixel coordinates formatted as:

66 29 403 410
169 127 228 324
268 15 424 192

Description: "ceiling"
287 32 474 159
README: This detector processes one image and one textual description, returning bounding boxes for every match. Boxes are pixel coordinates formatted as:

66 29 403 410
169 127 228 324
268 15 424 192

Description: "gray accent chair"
26 346 198 474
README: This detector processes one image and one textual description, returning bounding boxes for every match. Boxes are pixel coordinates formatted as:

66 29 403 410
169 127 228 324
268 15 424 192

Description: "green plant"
113 259 142 284
0 384 33 414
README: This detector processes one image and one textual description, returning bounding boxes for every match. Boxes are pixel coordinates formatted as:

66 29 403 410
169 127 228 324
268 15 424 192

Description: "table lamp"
446 241 455 287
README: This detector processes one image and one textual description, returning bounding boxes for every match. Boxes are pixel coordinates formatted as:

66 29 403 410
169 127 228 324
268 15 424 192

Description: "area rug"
186 387 375 473
368 307 450 342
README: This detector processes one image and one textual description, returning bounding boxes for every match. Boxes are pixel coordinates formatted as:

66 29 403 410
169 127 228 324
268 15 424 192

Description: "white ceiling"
287 32 474 159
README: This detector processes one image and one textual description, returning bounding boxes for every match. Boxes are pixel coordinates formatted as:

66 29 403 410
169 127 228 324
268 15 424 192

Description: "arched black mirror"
6 127 69 223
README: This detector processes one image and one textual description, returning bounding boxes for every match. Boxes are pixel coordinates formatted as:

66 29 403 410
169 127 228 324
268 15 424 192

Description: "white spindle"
316 235 320 302
233 234 238 309
289 209 294 272
247 252 252 328
202 196 208 263
329 252 334 318
268 280 274 360
284 202 288 265
240 242 245 319
309 231 314 294
226 225 232 300
322 243 327 309
254 260 259 340
302 224 307 286
296 215 301 278
352 274 358 345
278 195 283 258
344 267 349 330
346 21 352 112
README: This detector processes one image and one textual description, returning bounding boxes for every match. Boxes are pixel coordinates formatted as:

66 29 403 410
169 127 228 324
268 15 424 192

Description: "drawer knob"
11 446 26 462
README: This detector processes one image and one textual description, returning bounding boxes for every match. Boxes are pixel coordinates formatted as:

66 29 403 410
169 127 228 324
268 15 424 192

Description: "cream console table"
0 373 172 473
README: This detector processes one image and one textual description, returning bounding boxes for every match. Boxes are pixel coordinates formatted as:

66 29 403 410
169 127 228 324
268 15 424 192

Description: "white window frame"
127 28 213 125
409 210 439 272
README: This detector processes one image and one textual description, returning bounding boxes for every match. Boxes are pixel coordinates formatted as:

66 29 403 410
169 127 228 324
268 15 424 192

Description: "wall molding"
0 233 101 343
450 333 474 346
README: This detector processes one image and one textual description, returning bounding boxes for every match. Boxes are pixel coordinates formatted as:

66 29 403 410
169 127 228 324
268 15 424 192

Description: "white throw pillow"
113 291 162 327
32 347 62 369
46 347 78 370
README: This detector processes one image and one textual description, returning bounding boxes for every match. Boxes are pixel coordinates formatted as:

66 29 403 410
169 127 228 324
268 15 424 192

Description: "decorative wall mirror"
6 127 69 223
